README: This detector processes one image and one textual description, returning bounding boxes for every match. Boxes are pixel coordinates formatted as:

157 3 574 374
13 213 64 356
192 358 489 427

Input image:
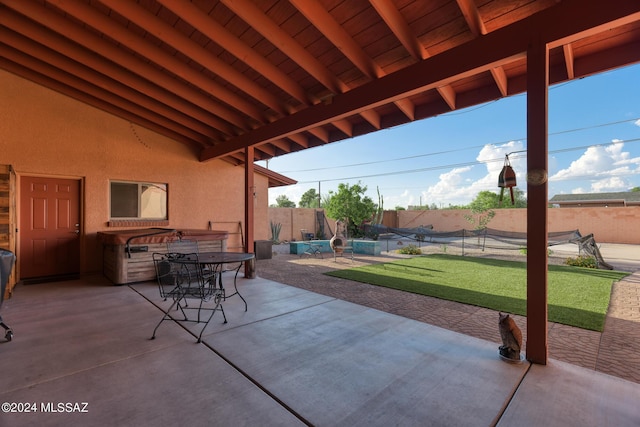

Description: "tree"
272 194 296 208
465 191 497 230
468 189 526 210
468 191 501 211
324 182 376 237
500 187 527 208
299 188 320 208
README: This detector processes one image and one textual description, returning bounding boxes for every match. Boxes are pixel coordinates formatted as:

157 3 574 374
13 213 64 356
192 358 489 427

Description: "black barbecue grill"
0 249 15 341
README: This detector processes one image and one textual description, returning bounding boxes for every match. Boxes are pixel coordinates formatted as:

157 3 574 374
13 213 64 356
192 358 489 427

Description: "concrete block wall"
269 207 640 245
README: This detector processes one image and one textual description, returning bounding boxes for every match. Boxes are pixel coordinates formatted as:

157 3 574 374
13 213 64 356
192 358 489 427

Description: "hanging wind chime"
498 154 517 205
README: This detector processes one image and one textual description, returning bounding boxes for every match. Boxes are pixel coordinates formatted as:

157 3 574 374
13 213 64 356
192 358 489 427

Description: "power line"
277 117 640 174
294 137 640 184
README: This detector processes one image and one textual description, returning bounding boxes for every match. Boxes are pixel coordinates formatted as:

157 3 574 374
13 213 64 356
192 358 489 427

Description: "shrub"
270 221 282 244
397 244 423 255
519 247 554 256
564 255 597 269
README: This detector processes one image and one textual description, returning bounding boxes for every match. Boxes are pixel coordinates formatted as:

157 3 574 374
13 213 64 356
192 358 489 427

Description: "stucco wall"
269 207 640 244
395 207 640 244
1 70 269 275
268 208 320 242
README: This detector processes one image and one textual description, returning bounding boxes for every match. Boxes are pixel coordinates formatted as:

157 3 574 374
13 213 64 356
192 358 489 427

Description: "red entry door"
20 176 81 279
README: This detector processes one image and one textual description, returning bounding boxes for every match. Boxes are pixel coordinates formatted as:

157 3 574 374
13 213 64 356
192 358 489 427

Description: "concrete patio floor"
1 264 639 426
259 242 640 383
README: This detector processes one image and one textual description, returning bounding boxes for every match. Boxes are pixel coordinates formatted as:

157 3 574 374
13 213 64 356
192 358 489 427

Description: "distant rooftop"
550 191 640 207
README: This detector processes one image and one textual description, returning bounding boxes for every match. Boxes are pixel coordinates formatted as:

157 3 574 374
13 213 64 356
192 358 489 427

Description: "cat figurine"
498 312 522 360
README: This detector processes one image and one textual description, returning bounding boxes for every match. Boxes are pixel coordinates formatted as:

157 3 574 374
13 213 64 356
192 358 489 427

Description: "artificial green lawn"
325 254 630 331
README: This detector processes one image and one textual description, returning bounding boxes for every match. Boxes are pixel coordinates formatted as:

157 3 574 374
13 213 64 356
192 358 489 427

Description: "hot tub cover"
97 228 228 245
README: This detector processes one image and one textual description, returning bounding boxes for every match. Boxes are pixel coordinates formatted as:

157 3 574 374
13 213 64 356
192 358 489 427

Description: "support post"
526 36 549 364
244 146 256 278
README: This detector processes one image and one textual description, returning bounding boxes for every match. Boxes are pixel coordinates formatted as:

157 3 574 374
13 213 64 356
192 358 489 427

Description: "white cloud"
422 166 475 206
422 140 526 205
384 189 416 209
591 177 628 192
550 141 640 192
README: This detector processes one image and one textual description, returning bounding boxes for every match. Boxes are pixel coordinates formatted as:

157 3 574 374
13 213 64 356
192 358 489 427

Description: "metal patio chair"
151 252 226 343
167 239 215 280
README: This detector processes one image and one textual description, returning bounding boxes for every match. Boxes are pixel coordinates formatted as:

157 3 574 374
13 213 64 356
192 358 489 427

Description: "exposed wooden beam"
331 119 353 137
220 0 347 94
437 84 456 110
394 98 415 121
286 133 309 149
0 25 225 141
456 0 488 36
154 0 312 106
101 0 287 115
227 152 245 165
371 0 456 111
290 0 382 79
490 66 509 96
290 0 414 136
370 0 428 60
547 7 640 49
44 0 266 123
1 47 212 145
0 1 245 133
563 44 575 79
360 109 381 130
265 139 293 154
570 39 640 78
308 127 329 143
254 142 276 157
200 0 640 161
0 58 204 152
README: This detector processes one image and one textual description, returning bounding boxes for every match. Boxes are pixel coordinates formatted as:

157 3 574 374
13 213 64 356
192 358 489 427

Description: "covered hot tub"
97 228 228 284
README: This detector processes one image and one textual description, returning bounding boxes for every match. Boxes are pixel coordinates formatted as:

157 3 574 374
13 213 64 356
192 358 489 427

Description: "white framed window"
110 181 167 220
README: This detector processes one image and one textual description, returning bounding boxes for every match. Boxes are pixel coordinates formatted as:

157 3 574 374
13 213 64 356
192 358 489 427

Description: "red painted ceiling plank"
0 1 242 134
220 0 348 94
372 0 457 111
44 0 266 124
264 139 293 153
156 0 312 105
200 0 640 161
370 0 428 60
100 0 288 116
290 0 381 79
456 0 488 36
0 29 220 142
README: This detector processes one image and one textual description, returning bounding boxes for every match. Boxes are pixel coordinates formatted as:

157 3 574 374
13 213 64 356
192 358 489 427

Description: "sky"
258 63 640 209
